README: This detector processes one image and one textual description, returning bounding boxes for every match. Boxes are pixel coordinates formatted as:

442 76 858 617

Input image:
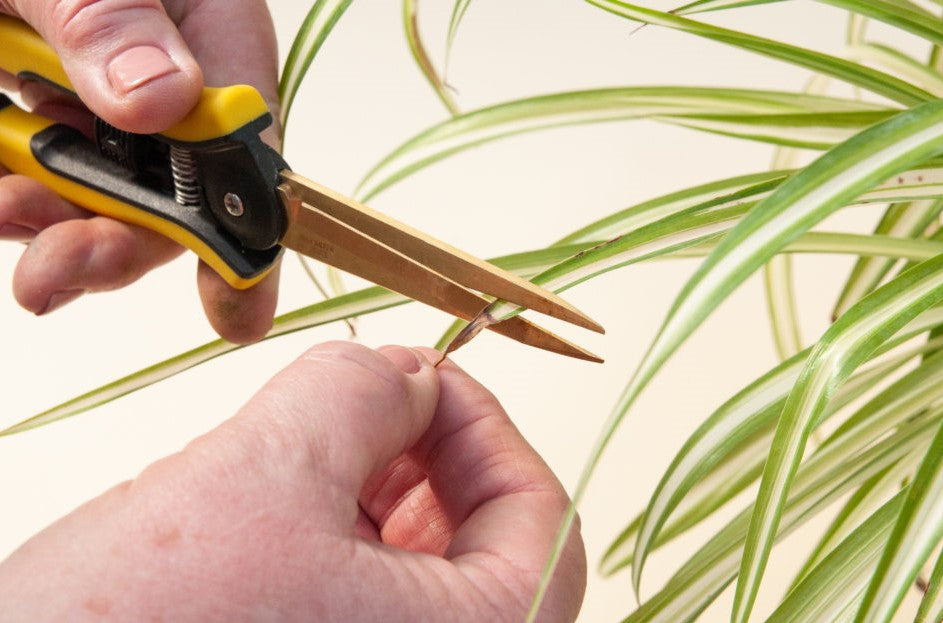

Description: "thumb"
12 0 203 133
220 342 441 528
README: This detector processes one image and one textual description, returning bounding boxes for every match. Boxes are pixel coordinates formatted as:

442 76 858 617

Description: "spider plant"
4 1 943 621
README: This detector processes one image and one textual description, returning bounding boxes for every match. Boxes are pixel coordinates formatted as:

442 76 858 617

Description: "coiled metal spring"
170 146 201 206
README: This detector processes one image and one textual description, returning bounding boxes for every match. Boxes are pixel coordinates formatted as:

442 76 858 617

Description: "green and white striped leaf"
765 255 803 358
528 100 943 622
791 462 912 589
764 491 907 623
621 408 938 622
354 87 887 200
855 418 943 622
833 199 943 319
662 110 892 149
444 0 473 75
764 73 826 361
0 287 403 436
915 546 943 623
26 228 943 437
1 244 591 436
557 170 790 245
277 0 353 133
403 0 460 115
736 254 943 623
846 43 943 97
857 165 943 203
538 101 943 623
462 228 943 357
673 0 940 20
814 0 943 46
585 0 932 106
671 0 784 15
627 335 943 590
764 131 811 360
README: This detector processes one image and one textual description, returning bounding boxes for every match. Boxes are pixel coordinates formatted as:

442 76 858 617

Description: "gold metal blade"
277 182 602 363
279 170 603 334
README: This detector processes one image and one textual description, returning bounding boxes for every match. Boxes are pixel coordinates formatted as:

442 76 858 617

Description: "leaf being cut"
0 244 590 436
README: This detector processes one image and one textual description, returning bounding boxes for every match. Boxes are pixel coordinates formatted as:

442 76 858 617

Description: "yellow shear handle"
0 13 269 143
0 100 277 287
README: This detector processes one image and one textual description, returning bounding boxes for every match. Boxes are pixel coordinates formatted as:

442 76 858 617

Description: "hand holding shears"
0 6 602 360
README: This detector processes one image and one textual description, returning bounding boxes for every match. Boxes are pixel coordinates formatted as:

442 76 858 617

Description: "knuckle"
49 0 161 49
49 0 108 48
306 341 413 403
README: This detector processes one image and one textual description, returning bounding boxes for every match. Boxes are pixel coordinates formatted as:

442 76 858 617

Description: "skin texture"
0 0 282 343
0 342 586 622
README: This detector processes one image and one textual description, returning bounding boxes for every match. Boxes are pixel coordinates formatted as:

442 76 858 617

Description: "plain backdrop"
0 1 928 621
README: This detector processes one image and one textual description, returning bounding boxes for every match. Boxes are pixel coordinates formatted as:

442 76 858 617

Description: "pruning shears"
0 15 603 361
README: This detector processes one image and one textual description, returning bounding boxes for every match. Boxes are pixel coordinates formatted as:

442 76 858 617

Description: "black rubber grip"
30 122 280 280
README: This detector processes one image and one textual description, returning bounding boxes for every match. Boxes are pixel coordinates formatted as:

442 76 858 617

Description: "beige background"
0 1 927 620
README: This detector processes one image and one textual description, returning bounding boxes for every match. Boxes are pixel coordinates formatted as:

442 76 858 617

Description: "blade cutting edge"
277 181 602 362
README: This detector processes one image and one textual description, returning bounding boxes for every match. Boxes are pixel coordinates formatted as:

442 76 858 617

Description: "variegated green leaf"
763 74 828 361
765 491 907 623
676 0 939 19
278 0 353 133
661 109 892 149
403 0 460 115
857 165 943 203
791 462 912 589
671 0 784 14
585 0 932 106
0 287 403 436
915 546 943 623
1 245 588 436
354 87 887 200
557 170 789 245
813 0 943 45
846 43 943 97
621 408 938 622
855 418 943 622
736 254 943 623
528 101 943 623
833 199 943 319
444 0 473 75
765 248 802 358
627 336 943 592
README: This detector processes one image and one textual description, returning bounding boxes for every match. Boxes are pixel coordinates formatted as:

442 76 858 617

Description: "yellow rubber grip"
0 102 271 289
0 14 270 143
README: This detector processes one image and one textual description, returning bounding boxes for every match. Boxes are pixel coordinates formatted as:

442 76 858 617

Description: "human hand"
0 342 587 622
0 0 281 343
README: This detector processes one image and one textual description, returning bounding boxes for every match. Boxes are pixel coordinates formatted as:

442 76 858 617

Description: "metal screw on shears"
223 193 244 217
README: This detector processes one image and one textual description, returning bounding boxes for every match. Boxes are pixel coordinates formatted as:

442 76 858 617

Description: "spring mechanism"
170 146 201 206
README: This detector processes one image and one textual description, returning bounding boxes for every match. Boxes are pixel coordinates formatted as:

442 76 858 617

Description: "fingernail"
38 289 84 315
107 46 179 94
380 346 424 374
